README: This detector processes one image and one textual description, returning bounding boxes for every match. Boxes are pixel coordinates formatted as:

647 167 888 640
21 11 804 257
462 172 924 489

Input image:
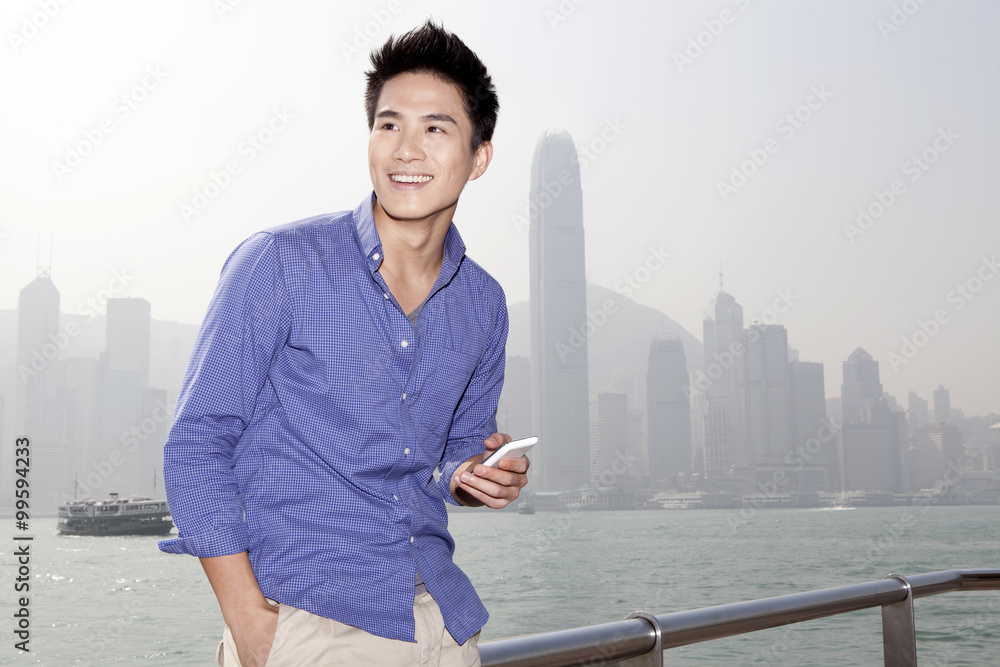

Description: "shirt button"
393 494 399 501
383 293 389 299
372 252 380 261
401 340 409 348
402 392 407 401
404 447 410 455
410 536 415 544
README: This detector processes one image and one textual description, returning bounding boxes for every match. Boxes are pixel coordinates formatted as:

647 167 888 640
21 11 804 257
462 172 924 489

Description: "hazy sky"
3 0 998 415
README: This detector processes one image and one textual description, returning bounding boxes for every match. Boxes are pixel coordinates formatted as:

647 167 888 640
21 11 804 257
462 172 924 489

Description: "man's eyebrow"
422 113 457 125
374 110 457 125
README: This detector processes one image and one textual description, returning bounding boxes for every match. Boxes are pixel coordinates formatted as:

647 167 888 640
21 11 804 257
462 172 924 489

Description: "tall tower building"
841 348 883 424
16 271 62 438
734 324 793 466
933 385 951 424
907 391 929 430
100 298 157 494
589 392 629 484
911 423 964 490
529 130 590 491
701 280 743 473
789 360 829 490
106 298 151 387
16 270 71 512
646 334 691 482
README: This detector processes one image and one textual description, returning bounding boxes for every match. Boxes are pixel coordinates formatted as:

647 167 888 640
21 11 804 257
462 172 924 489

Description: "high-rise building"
841 348 883 424
700 283 743 473
497 355 532 440
17 271 62 438
99 298 156 494
734 324 792 466
911 423 964 490
16 271 71 513
789 360 829 490
933 385 951 424
528 130 590 492
606 369 644 474
907 391 929 430
840 423 893 491
589 392 629 484
646 335 691 482
106 298 151 387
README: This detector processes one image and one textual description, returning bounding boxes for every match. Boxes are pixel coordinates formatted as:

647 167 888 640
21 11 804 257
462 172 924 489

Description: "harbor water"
1 506 997 665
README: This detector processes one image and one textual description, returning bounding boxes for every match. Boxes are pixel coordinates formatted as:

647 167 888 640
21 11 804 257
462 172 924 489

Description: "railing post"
614 612 662 667
882 573 917 667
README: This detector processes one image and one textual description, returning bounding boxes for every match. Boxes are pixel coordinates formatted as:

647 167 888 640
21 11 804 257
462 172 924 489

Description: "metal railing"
479 568 1000 667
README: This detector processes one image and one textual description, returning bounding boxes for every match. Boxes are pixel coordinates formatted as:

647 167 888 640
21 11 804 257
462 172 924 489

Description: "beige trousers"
216 591 481 667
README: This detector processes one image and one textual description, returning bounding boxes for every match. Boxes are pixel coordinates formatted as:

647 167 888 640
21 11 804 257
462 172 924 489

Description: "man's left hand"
451 433 530 508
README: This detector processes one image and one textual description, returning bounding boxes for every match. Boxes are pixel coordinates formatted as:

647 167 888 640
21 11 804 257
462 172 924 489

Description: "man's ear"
467 141 493 182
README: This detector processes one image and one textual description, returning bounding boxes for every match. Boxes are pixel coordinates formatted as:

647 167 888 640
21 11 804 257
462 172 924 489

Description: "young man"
159 22 527 667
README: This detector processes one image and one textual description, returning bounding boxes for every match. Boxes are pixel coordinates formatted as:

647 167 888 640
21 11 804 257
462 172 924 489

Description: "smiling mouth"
390 174 433 183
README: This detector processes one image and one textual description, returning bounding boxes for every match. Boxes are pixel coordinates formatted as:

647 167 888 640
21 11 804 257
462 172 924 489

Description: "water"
1 506 997 665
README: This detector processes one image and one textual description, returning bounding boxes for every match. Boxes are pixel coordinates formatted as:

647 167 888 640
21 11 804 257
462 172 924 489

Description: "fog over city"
2 0 998 418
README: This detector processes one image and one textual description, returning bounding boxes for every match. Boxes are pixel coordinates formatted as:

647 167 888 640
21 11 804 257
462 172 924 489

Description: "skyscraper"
646 334 691 481
106 297 151 387
16 271 62 438
589 392 629 483
841 348 883 424
789 360 829 490
907 391 929 430
911 422 964 490
837 348 898 492
701 282 743 473
933 385 951 424
529 130 590 491
16 270 70 512
734 324 793 466
100 298 157 493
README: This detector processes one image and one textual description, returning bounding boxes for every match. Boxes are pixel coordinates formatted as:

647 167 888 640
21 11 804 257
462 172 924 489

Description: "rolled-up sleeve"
159 232 291 557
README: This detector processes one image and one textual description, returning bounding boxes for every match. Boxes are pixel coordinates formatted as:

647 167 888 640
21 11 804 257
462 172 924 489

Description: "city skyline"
2 263 996 508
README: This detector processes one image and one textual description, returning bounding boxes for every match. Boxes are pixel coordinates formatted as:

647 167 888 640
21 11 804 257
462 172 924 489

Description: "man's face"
368 71 491 226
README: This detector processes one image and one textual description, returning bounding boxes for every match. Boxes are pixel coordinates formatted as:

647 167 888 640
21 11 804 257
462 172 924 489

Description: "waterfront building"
911 422 965 490
841 347 883 424
700 282 743 473
646 335 691 482
908 391 929 430
733 324 793 466
589 392 629 484
529 130 590 491
933 385 951 424
789 360 830 491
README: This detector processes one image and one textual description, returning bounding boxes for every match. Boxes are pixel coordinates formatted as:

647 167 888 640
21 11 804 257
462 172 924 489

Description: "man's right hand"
229 601 279 667
200 552 279 667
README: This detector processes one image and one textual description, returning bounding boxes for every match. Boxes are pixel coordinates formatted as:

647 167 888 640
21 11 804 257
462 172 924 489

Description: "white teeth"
390 174 433 183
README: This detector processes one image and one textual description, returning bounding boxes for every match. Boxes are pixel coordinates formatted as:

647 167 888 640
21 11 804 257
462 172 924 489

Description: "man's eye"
428 126 443 133
380 122 397 130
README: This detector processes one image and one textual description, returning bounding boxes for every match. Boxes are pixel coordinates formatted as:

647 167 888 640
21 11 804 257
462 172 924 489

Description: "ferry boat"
57 492 174 536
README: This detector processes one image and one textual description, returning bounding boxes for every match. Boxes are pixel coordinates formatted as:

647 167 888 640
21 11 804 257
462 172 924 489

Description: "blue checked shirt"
159 194 507 644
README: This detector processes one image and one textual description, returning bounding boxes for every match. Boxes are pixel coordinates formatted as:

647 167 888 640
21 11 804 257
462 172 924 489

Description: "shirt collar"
353 192 468 285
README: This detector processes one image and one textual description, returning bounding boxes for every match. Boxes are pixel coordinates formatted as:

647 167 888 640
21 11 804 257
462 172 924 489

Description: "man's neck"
372 198 453 314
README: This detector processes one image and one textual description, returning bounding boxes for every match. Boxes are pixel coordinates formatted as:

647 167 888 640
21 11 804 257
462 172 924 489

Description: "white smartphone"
481 436 538 468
